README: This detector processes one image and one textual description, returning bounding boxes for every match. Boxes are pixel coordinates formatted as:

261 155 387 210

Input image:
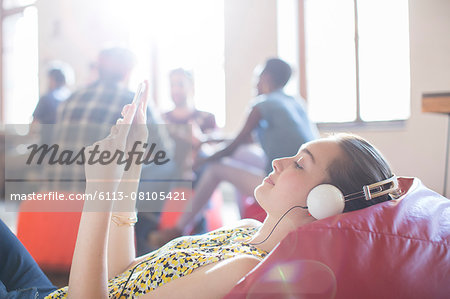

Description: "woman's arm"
68 131 133 299
68 83 149 298
198 106 262 165
106 178 139 279
107 87 150 279
67 184 113 299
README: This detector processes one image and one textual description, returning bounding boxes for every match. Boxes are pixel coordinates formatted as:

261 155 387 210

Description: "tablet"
129 81 147 121
133 81 146 106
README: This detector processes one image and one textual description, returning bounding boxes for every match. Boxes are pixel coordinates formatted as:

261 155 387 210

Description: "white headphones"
305 175 399 220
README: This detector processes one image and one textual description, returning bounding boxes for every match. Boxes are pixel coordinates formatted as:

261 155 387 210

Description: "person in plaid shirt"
45 47 144 193
43 47 175 256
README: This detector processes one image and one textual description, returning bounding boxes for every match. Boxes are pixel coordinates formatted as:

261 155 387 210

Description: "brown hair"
97 47 136 83
326 133 393 212
262 58 292 89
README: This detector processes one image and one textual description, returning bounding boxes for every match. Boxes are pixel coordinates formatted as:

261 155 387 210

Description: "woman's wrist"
84 183 116 212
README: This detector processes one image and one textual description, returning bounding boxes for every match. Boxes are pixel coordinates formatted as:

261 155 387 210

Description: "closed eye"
295 161 303 169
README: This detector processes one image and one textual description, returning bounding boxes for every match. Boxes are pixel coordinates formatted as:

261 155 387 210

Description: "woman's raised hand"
84 81 149 192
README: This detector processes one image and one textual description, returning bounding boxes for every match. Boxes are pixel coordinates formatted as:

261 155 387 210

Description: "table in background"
422 92 450 197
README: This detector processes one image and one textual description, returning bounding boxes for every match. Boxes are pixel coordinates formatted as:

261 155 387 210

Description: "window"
1 0 38 124
126 0 225 127
303 0 410 123
1 0 225 126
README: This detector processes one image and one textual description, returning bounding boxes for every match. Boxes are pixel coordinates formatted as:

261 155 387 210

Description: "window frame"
298 0 410 129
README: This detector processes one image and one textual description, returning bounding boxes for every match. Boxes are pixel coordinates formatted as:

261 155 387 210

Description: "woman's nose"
272 158 283 172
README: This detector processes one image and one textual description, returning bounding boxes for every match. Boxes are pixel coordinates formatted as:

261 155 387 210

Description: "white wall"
224 0 278 133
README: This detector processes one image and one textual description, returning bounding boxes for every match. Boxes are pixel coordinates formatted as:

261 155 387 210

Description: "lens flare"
247 260 337 299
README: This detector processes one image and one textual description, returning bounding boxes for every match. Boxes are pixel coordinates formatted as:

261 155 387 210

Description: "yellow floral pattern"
45 227 266 298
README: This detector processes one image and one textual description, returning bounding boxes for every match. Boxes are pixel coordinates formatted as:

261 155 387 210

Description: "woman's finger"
86 140 101 152
121 104 132 117
116 102 135 141
135 106 145 124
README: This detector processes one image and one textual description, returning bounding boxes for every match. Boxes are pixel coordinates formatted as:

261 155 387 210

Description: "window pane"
128 0 225 127
304 0 357 123
3 7 39 124
358 0 410 121
277 0 299 96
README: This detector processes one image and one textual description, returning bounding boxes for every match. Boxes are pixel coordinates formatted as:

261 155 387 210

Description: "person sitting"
38 48 163 256
156 68 220 235
149 57 319 246
32 62 73 125
163 68 216 134
35 91 399 298
44 47 142 193
161 67 218 187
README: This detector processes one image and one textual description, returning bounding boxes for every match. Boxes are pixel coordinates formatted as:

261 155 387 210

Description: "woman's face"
254 138 343 218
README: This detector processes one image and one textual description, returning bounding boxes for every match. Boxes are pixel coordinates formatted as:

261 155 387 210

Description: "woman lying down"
14 86 399 298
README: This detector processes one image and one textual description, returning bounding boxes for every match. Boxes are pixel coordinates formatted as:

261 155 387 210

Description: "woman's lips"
264 176 275 185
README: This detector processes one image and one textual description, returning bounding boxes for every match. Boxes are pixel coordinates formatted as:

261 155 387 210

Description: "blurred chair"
16 194 83 272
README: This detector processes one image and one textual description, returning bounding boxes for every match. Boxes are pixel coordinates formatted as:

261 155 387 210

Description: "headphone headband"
306 175 399 220
344 175 398 202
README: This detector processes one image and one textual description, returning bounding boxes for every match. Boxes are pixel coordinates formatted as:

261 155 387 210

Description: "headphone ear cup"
306 184 345 220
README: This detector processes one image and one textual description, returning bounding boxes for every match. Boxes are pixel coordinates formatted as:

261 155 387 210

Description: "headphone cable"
249 205 307 246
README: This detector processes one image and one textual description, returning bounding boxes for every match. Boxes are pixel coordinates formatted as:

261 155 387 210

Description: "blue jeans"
0 219 56 298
